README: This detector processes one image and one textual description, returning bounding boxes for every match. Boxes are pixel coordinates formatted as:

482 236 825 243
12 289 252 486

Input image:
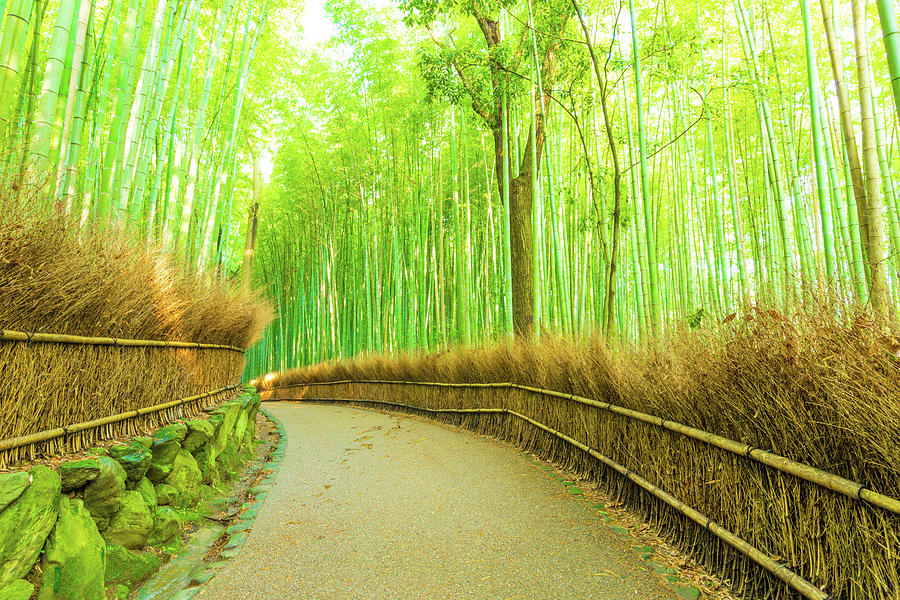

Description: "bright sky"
297 0 339 50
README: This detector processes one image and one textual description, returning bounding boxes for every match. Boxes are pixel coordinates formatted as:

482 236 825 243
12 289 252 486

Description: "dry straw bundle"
0 203 271 467
262 307 900 600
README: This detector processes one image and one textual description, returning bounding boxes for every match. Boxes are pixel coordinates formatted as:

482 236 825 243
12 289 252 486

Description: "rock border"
152 407 286 600
0 389 263 600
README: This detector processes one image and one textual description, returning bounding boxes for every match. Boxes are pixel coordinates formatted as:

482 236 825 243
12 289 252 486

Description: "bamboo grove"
243 0 900 374
0 0 270 270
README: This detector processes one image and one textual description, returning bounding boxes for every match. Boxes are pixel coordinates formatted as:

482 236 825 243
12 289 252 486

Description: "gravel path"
196 402 683 600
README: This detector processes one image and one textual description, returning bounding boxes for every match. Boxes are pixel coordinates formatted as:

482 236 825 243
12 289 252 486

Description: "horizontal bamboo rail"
268 395 831 600
269 379 900 516
0 329 245 353
0 383 242 453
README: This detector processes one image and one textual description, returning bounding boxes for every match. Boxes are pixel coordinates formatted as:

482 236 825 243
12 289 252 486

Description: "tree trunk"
242 151 262 289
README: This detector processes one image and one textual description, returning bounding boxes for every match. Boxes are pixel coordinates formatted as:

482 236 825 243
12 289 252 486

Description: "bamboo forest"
243 0 900 372
3 0 900 597
3 0 900 362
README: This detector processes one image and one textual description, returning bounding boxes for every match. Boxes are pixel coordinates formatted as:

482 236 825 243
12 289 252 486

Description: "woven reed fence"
263 380 900 600
0 329 245 467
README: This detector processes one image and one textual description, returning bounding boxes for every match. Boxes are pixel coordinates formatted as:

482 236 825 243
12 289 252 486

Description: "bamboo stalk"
269 394 829 600
267 379 900 515
0 383 241 453
0 329 245 352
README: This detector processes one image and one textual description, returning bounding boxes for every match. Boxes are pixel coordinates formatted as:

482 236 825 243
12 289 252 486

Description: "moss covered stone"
210 402 242 456
241 398 260 451
83 458 126 530
165 450 202 508
135 478 157 512
108 444 152 486
147 438 181 483
153 423 188 444
0 473 30 512
0 466 61 588
132 437 153 450
155 483 177 506
103 491 153 550
58 459 101 492
207 412 224 435
192 446 218 485
104 543 159 589
232 412 249 451
215 442 242 480
183 420 215 452
38 497 105 600
147 506 182 547
0 580 33 600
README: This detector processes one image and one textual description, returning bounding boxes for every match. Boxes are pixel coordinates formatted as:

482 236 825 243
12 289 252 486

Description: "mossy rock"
147 438 181 483
192 446 218 485
207 412 224 434
112 445 152 487
198 484 214 501
104 543 159 589
106 444 134 460
241 405 258 452
0 466 61 588
165 450 202 508
0 473 30 512
210 402 242 456
59 459 101 492
132 437 153 450
135 478 157 512
153 423 188 444
0 580 33 600
83 458 126 528
38 497 106 600
214 444 241 481
232 412 250 450
103 491 153 550
155 484 177 507
148 506 182 547
183 420 215 453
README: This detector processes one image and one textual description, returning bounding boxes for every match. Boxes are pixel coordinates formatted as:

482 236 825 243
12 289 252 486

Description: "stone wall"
0 391 261 600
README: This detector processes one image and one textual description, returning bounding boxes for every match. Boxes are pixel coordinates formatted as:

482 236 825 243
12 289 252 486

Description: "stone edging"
0 390 262 600
163 407 287 599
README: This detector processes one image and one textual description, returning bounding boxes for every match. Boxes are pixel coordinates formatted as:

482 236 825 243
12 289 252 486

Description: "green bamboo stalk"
501 84 513 337
627 0 660 332
96 0 142 220
800 0 836 282
26 0 77 184
0 0 34 136
875 0 900 123
176 0 236 260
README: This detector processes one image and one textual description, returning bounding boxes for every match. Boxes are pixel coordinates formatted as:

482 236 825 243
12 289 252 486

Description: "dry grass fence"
0 205 271 467
0 330 245 466
258 308 900 600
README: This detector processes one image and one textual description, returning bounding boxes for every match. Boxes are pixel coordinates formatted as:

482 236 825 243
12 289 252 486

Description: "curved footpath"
196 402 690 600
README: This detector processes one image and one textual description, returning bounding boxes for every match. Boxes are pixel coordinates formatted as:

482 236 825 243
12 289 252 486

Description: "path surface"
197 402 683 600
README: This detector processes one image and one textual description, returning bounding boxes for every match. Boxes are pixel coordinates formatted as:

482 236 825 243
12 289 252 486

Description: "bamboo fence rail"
268 394 829 600
0 383 242 454
0 329 245 352
269 379 900 515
